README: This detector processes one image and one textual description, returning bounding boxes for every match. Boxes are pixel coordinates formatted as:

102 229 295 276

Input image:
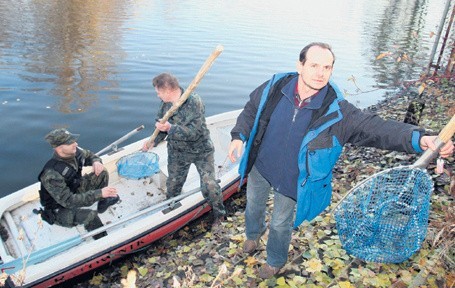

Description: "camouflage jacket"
154 93 213 154
38 147 103 209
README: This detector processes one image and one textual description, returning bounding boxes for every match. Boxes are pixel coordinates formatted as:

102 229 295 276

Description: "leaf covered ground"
70 77 454 288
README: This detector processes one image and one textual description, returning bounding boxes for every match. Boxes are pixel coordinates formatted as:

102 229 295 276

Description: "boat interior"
0 112 240 264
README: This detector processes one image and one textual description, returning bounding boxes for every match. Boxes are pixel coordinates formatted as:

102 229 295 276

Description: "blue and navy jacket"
231 72 425 228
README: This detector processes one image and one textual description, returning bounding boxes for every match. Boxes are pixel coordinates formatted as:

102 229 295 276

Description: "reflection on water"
1 0 128 113
0 0 450 197
369 0 436 86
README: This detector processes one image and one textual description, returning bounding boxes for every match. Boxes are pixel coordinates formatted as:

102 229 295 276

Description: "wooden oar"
145 45 224 149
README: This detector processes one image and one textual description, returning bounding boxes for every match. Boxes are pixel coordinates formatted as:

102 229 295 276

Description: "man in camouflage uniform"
39 128 119 239
142 73 226 228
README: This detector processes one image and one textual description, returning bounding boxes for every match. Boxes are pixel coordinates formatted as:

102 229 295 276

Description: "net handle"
144 45 224 149
96 125 145 155
412 113 455 168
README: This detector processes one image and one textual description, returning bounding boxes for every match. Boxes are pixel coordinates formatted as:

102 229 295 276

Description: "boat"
0 110 243 288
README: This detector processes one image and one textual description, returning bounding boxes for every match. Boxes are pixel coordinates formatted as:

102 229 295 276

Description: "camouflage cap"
45 128 79 147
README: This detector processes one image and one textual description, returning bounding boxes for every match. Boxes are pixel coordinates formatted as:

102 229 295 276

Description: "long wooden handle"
438 113 455 142
413 113 455 168
146 45 224 149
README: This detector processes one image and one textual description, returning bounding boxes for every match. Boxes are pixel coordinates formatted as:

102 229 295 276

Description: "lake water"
0 0 450 197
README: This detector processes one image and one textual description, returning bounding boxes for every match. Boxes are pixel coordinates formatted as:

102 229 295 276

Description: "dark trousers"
167 150 225 218
54 170 109 232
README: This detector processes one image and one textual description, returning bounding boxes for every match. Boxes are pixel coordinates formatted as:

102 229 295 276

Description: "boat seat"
4 211 28 258
15 202 81 251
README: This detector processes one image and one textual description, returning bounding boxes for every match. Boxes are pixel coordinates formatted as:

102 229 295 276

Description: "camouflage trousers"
167 149 226 218
54 170 109 232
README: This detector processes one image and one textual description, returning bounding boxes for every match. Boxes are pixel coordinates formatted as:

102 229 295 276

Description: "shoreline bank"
72 77 454 288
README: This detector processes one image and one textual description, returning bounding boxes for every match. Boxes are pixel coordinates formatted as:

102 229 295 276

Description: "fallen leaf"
89 274 104 286
244 256 259 266
304 258 323 273
339 281 355 288
276 276 286 285
231 234 244 242
148 256 159 264
376 52 391 60
199 273 214 283
418 83 426 95
446 272 455 287
402 53 411 62
137 266 148 277
120 269 137 288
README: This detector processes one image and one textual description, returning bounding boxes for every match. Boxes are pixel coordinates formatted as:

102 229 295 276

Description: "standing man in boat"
228 42 454 278
38 128 119 239
142 72 226 229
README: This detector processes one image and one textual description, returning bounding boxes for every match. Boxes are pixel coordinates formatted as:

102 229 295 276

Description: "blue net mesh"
334 167 434 263
116 152 160 179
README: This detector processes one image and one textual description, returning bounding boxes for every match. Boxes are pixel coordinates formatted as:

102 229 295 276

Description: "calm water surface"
0 0 449 197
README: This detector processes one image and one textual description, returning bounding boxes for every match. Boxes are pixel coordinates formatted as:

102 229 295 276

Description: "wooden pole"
145 45 224 149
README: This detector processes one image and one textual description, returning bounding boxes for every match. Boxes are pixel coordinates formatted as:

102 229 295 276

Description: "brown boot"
243 238 260 254
211 214 225 234
258 263 282 279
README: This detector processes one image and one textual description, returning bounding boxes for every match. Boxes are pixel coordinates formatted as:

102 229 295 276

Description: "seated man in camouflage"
38 128 119 239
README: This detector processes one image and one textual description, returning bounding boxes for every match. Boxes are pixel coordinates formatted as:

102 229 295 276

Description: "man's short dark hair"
152 73 180 90
299 42 335 65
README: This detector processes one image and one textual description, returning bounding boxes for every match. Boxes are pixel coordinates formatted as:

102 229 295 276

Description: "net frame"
333 114 454 263
333 167 434 263
116 151 160 179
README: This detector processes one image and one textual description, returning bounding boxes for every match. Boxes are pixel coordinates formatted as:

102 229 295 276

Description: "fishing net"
333 167 434 263
116 152 160 179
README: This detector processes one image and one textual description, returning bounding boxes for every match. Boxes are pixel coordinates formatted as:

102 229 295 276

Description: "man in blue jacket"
228 42 454 278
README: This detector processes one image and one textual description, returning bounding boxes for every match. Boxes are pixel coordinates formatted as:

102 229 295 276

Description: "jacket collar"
281 76 328 110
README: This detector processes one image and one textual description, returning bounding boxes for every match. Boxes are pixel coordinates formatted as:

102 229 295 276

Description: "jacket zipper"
301 147 311 187
292 107 299 122
301 176 308 187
